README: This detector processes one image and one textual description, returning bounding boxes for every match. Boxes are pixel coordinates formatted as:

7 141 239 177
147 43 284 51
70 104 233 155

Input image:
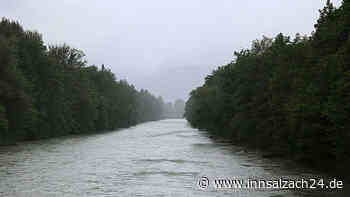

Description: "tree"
185 0 350 173
0 18 164 145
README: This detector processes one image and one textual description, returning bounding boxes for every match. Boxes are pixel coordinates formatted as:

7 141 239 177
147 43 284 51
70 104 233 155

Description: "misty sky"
1 0 342 102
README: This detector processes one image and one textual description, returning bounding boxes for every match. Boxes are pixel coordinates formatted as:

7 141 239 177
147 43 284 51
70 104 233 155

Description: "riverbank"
200 127 350 182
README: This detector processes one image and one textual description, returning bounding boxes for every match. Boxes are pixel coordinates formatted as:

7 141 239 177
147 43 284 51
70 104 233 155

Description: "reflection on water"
0 119 348 196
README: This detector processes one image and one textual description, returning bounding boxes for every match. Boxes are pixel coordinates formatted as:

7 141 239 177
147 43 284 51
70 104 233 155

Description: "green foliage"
185 1 350 170
0 18 163 144
0 104 8 144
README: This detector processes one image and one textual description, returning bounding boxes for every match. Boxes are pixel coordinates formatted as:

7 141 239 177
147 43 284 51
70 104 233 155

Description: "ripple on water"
132 170 200 178
191 143 215 148
149 130 190 138
176 134 200 138
136 158 208 165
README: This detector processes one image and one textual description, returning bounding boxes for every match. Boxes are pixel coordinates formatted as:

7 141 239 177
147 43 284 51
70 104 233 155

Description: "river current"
0 119 347 196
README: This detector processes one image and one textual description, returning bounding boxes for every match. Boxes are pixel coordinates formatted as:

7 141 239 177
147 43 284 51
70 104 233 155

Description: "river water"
0 119 347 196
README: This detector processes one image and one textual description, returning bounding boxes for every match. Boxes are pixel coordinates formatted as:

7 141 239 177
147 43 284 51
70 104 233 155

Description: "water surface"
0 119 347 196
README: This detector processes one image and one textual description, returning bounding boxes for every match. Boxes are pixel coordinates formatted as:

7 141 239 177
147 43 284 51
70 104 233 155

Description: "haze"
1 0 342 101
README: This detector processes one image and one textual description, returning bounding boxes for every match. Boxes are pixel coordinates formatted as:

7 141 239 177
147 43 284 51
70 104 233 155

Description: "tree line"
0 18 163 145
185 0 350 175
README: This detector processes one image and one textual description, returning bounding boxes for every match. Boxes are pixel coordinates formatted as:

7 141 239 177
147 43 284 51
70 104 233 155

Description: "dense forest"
0 18 164 145
185 0 350 175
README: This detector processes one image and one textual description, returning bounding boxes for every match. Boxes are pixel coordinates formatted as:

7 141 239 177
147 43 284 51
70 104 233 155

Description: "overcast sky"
1 0 342 102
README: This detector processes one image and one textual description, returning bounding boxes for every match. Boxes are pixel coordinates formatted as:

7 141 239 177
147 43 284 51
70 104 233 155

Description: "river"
0 119 347 196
